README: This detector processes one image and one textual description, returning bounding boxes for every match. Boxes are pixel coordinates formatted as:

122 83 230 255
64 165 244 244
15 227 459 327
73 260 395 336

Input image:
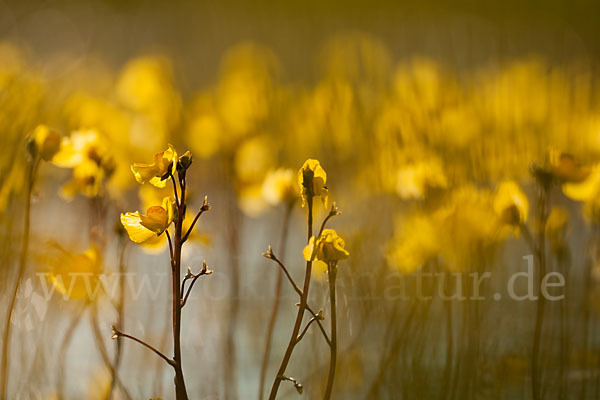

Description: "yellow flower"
387 213 439 275
60 158 106 199
52 129 109 168
120 197 174 243
130 144 178 187
547 150 589 183
51 129 115 199
297 159 328 207
47 245 103 301
262 168 297 206
234 135 275 184
395 158 447 200
493 181 529 226
303 229 349 263
562 164 600 202
28 124 60 161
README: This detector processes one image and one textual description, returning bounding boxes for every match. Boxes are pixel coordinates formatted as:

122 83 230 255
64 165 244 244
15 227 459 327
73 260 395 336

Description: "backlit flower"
120 197 175 243
52 129 115 199
130 144 178 187
297 159 328 207
28 124 60 161
303 229 349 263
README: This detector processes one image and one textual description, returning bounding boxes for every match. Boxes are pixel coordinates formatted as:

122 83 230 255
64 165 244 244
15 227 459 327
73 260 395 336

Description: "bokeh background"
1 0 600 399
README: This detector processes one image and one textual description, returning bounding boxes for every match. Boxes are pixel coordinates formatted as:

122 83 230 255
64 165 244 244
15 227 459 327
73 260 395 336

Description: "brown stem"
324 263 338 400
113 328 174 368
531 184 548 400
182 198 209 244
268 196 313 400
172 174 189 400
180 263 212 308
259 204 293 400
109 239 129 400
0 158 38 400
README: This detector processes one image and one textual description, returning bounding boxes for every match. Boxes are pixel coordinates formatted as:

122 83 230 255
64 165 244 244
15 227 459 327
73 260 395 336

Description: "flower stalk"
324 262 338 400
118 147 210 400
0 155 39 400
268 159 348 399
259 203 294 400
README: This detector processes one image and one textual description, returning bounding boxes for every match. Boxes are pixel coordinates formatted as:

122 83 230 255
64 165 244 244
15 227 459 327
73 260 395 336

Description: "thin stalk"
172 174 189 400
109 239 129 400
114 330 174 368
259 203 293 400
0 158 38 400
531 184 548 400
324 263 338 400
268 196 313 400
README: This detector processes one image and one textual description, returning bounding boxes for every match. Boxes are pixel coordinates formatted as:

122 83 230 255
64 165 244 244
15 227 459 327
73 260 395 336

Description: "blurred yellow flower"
52 129 115 199
547 150 589 183
120 197 174 243
186 93 222 159
216 43 278 137
28 124 60 161
387 213 439 275
493 180 529 226
238 183 269 218
395 158 448 200
436 185 499 271
262 168 297 206
297 159 328 207
131 144 178 187
116 56 181 118
52 129 108 169
61 158 108 199
303 229 349 263
562 164 600 202
48 245 103 301
234 135 275 184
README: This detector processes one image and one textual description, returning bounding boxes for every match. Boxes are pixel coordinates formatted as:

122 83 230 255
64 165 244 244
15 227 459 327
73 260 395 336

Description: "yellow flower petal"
129 144 179 186
303 236 316 261
131 163 160 185
562 166 600 202
140 206 168 233
297 159 328 207
120 212 156 243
